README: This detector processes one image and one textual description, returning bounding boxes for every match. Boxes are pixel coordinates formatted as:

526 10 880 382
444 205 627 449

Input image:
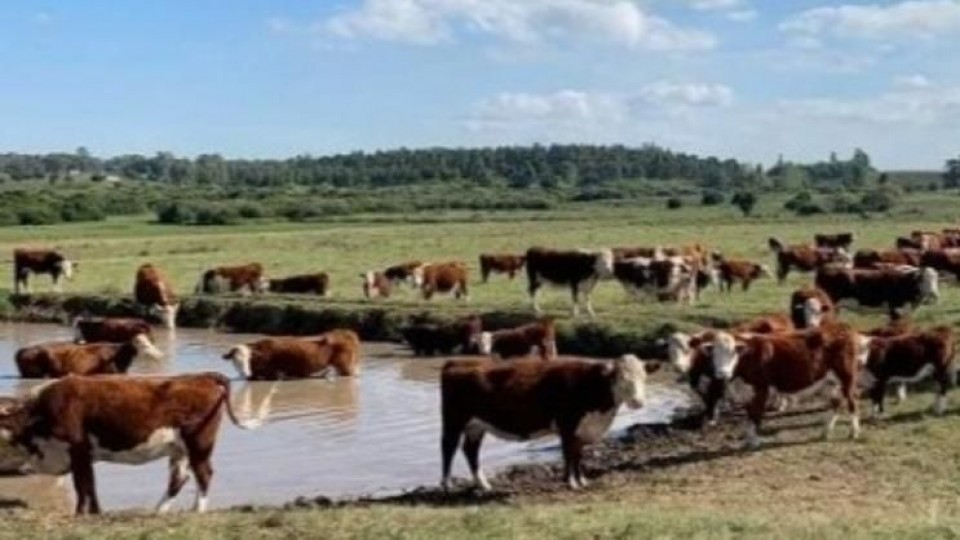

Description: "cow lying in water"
400 316 482 357
440 355 655 491
16 337 164 378
223 330 361 380
479 319 558 361
0 373 258 514
73 317 153 345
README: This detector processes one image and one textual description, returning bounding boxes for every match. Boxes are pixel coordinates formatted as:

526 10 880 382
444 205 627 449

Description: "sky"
2 1 959 169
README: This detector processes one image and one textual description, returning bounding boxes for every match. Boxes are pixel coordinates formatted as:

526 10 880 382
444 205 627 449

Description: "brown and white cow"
196 263 266 295
614 256 710 305
768 238 851 284
223 330 361 380
862 326 955 417
440 355 653 491
707 324 869 448
401 315 483 356
73 317 153 345
715 258 772 292
478 254 526 283
268 273 329 296
789 287 836 329
13 249 76 294
134 264 178 329
0 372 258 514
911 230 944 251
814 264 939 320
417 262 469 300
16 337 163 378
526 247 614 318
814 232 855 250
920 249 960 282
479 319 558 361
361 261 425 298
854 248 922 269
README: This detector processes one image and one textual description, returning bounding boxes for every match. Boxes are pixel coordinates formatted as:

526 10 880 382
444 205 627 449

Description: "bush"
701 190 725 206
731 191 757 217
795 203 824 216
828 193 859 214
860 189 896 213
666 197 683 210
156 201 196 224
17 205 62 225
60 196 106 222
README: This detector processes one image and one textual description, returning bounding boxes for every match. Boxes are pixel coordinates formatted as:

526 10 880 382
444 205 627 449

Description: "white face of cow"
707 332 742 380
57 260 75 280
803 298 824 328
132 333 164 361
479 332 494 355
411 265 427 288
612 354 648 409
224 344 253 379
595 249 615 279
360 272 378 298
666 332 694 373
855 335 872 366
255 276 270 294
920 267 940 303
156 304 179 330
834 248 853 268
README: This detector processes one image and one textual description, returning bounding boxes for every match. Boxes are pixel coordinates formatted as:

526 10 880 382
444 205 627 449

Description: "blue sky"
2 1 959 169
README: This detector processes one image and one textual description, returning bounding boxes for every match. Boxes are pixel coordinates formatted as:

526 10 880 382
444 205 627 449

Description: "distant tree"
666 197 683 210
944 157 960 189
701 189 725 206
878 172 889 186
731 191 757 217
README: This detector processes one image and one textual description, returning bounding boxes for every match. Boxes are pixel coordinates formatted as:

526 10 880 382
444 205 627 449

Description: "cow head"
665 332 694 373
411 265 428 288
57 259 76 280
478 332 494 355
703 331 746 380
833 248 853 268
918 267 940 303
594 249 615 279
803 297 826 328
132 333 164 361
360 271 388 298
150 303 179 330
0 397 30 448
854 334 873 366
223 344 253 379
255 276 270 294
610 354 650 409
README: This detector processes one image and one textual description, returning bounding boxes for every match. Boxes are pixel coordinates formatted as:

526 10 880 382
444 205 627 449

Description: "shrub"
701 190 725 206
795 203 824 216
731 191 757 217
17 205 62 225
666 197 683 210
784 191 813 212
860 189 896 213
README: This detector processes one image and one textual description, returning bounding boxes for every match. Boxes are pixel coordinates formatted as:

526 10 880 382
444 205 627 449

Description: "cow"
0 372 258 514
223 330 361 380
195 263 266 295
768 238 851 284
715 257 772 292
814 232 855 250
865 320 923 404
920 249 960 282
814 264 939 320
417 262 469 300
478 254 526 283
911 230 944 251
613 256 707 305
134 264 179 329
525 247 615 318
895 236 924 251
400 316 483 356
854 248 922 269
267 273 329 296
15 337 164 379
13 249 76 294
440 355 653 491
706 324 870 448
479 319 558 361
73 317 153 345
861 326 955 417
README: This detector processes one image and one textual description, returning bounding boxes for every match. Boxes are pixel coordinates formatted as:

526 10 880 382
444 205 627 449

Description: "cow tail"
214 374 261 430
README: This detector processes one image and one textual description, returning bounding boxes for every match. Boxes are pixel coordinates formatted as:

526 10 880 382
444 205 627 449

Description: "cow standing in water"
135 264 179 329
13 249 77 294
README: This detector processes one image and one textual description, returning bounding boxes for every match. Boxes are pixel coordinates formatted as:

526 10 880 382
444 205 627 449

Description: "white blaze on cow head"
855 335 873 366
132 333 164 361
411 265 427 288
919 267 940 303
154 303 179 330
611 354 648 410
803 297 825 328
595 249 615 279
360 271 378 298
665 332 694 373
705 331 744 381
223 344 253 379
834 248 853 268
478 331 494 355
57 259 76 280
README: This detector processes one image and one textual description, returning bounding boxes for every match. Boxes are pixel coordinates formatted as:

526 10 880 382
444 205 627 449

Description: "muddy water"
0 323 690 512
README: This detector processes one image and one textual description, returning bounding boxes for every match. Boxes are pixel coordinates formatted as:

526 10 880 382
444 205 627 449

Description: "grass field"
4 193 960 538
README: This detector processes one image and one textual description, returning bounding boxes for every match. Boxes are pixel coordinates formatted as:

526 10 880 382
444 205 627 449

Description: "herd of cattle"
1 227 960 515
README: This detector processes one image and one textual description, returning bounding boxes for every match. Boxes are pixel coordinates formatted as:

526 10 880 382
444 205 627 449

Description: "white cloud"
894 74 934 88
637 82 734 108
780 0 960 40
782 84 960 125
322 0 716 51
726 9 758 22
686 0 744 11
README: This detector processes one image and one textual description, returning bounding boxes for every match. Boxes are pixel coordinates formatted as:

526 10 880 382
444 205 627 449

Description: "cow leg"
838 372 860 439
156 453 190 514
441 418 466 490
895 383 908 405
776 264 788 285
480 267 490 284
868 380 886 419
183 425 220 513
457 279 469 301
53 275 62 293
934 366 950 416
558 422 587 489
461 425 489 491
744 386 767 449
569 284 581 318
69 445 100 515
529 278 543 314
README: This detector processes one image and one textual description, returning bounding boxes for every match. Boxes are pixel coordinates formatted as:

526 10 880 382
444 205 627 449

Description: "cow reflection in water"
234 378 360 425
